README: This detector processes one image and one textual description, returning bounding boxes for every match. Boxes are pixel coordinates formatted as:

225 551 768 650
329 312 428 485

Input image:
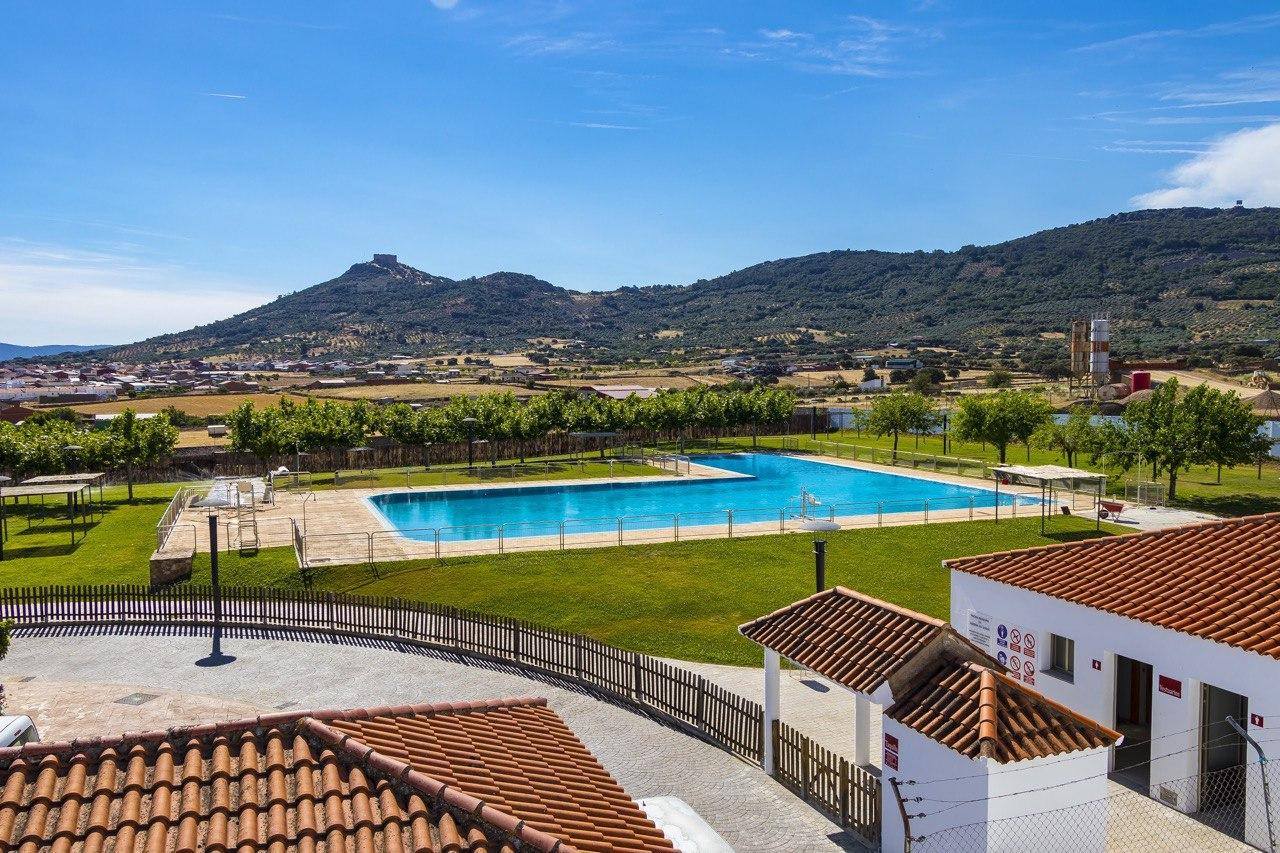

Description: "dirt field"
313 382 542 401
64 392 309 417
544 372 732 391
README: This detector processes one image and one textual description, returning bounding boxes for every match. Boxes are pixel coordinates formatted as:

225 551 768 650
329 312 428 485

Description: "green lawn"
676 431 1280 517
191 515 1113 666
0 482 178 585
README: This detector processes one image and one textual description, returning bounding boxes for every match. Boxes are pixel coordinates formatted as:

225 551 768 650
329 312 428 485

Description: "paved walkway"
1 629 865 852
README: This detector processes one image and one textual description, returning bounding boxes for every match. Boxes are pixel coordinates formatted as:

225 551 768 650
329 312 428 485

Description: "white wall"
952 570 1279 846
881 719 990 852
984 748 1111 852
881 719 1111 852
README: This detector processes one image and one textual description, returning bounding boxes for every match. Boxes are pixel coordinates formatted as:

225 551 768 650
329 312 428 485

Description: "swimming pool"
366 453 1023 542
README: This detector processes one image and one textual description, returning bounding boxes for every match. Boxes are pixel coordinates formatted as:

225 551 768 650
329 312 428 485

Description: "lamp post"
0 475 9 562
192 495 235 666
462 417 478 467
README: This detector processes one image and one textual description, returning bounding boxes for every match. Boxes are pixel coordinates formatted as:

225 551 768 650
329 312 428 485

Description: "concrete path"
1 628 865 853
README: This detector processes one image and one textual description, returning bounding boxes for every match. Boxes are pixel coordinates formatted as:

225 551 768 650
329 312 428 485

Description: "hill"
0 342 111 362
102 207 1280 361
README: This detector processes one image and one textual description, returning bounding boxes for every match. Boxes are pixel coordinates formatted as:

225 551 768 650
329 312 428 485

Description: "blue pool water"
366 453 1022 541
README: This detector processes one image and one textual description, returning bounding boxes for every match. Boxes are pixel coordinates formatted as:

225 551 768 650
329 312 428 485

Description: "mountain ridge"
97 207 1280 362
0 343 113 362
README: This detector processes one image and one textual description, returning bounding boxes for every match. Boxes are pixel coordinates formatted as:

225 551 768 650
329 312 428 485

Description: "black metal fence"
0 584 880 845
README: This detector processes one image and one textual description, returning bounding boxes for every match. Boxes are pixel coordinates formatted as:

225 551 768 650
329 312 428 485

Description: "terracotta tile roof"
324 704 673 853
0 698 676 853
947 512 1280 659
739 587 948 694
887 657 1120 763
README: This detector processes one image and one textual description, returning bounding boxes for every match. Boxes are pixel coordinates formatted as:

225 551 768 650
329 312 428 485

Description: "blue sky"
3 2 1280 344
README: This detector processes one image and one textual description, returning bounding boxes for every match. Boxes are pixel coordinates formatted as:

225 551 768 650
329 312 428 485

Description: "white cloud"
1132 122 1280 208
204 93 247 100
760 29 806 41
429 0 459 8
1074 11 1280 53
0 241 269 345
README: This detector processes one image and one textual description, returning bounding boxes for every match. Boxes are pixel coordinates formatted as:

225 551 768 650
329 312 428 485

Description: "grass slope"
191 516 1112 665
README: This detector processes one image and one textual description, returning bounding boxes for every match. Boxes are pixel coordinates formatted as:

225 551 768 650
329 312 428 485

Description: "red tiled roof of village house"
887 658 1122 763
739 586 948 694
0 697 676 853
946 512 1280 659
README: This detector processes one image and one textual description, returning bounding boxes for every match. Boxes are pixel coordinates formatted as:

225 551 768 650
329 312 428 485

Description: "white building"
949 512 1280 850
740 587 1118 852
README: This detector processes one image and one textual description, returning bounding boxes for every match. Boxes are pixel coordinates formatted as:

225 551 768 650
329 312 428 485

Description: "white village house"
740 588 1120 852
948 512 1280 851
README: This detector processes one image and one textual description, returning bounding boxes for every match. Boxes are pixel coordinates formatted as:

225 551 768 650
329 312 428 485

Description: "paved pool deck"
167 453 1057 567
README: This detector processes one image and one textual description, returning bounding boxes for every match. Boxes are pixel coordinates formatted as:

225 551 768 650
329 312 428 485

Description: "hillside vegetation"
103 207 1280 360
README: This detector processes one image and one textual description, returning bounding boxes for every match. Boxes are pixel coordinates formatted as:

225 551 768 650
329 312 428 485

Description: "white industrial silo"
1089 317 1110 385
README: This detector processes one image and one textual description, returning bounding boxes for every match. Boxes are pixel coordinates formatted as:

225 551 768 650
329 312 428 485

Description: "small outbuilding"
740 587 1119 851
948 512 1280 849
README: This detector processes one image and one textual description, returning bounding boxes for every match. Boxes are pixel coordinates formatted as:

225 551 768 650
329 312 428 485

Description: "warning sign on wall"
967 610 993 649
996 620 1036 683
884 733 900 771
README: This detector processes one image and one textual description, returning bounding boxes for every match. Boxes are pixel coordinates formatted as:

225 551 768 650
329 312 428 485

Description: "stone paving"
1 629 866 852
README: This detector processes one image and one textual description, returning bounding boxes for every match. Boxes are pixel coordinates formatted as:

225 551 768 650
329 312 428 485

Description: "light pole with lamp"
462 417 478 467
191 495 236 666
0 475 9 562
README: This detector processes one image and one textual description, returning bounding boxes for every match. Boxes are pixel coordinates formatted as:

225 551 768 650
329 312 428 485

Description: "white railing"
292 491 1048 569
155 486 199 551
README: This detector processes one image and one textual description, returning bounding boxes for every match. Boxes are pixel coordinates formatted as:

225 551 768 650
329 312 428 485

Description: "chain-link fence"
909 759 1278 852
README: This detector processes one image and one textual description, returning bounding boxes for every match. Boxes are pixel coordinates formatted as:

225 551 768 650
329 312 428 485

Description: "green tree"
953 391 1052 464
1197 391 1270 483
985 369 1013 389
107 409 179 501
227 402 294 469
868 392 935 458
1033 404 1098 468
1096 379 1266 500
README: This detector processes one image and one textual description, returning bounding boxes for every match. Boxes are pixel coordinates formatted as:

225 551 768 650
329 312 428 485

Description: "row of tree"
862 381 1268 499
226 387 799 464
0 410 178 500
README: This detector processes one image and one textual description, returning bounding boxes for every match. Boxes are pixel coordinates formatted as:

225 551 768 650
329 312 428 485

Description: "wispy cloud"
567 121 641 130
504 32 617 55
736 15 942 77
1133 122 1280 207
429 0 460 9
760 29 807 41
204 93 247 100
1073 11 1280 53
0 240 269 345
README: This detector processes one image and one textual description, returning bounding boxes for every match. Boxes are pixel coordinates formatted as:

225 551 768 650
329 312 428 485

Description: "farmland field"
64 392 309 417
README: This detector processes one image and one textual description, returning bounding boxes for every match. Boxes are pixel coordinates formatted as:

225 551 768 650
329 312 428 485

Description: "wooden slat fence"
774 720 881 845
0 584 880 844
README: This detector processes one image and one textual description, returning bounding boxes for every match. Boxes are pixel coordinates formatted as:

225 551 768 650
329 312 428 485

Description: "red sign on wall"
1158 675 1182 698
884 733 900 771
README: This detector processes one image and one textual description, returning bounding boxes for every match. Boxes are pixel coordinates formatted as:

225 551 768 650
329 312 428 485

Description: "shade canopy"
991 464 1106 490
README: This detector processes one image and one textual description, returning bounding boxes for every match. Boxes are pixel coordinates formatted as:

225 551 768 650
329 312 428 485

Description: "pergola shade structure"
990 464 1107 532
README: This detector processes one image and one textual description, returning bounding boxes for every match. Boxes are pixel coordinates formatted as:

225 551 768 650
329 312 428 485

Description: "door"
1113 656 1153 786
1199 683 1248 828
